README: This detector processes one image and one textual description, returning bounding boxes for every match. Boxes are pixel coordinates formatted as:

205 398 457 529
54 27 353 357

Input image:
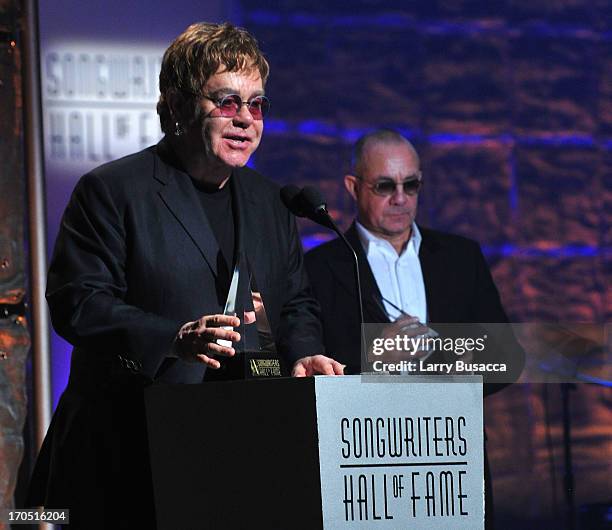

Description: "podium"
145 375 484 529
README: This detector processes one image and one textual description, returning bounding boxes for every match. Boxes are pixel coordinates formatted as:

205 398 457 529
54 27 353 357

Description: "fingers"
196 354 221 369
396 314 419 324
292 362 307 377
187 327 240 356
291 355 345 377
331 360 346 375
205 341 235 358
176 314 242 365
202 314 241 328
191 340 236 369
313 356 345 375
201 326 241 343
394 315 418 329
316 355 345 375
193 314 241 343
315 357 336 375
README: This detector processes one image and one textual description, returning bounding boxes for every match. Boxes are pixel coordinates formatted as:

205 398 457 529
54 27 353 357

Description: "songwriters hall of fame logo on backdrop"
41 43 164 172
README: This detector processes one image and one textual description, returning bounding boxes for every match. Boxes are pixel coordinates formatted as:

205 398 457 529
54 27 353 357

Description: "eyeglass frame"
199 93 271 120
354 172 424 197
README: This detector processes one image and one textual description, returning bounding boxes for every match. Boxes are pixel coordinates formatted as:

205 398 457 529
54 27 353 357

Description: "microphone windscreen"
301 186 326 211
280 185 306 217
280 184 300 205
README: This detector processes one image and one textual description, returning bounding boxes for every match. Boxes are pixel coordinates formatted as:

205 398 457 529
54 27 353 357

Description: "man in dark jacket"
28 22 342 530
305 128 523 529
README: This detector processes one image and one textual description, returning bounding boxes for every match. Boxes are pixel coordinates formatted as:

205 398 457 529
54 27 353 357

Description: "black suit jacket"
304 223 522 382
28 142 323 528
305 223 523 530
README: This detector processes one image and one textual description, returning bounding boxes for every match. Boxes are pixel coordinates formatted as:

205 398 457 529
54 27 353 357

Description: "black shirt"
191 178 235 303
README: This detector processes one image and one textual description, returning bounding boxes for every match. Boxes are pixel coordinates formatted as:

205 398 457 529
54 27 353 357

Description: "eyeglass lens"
217 95 270 120
373 178 422 196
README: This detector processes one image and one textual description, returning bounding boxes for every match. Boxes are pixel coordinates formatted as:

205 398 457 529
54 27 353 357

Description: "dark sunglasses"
202 93 270 120
357 174 423 197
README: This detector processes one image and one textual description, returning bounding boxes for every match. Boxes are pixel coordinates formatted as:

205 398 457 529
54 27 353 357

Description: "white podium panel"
314 375 484 529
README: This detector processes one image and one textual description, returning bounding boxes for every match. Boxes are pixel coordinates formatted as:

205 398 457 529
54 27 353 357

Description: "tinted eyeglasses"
357 174 423 197
202 94 270 120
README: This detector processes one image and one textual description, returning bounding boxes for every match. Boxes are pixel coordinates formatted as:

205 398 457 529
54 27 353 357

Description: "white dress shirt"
356 221 428 323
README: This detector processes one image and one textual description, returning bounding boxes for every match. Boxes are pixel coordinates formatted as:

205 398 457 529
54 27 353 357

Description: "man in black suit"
304 129 522 529
28 22 342 529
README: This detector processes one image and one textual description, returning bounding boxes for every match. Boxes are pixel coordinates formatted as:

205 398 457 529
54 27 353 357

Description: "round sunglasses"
356 174 423 197
202 93 270 120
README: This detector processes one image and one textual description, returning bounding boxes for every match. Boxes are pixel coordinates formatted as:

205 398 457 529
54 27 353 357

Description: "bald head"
345 129 422 254
351 129 419 176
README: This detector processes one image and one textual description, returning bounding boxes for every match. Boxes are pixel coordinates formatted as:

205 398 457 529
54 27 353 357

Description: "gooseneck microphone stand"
281 186 367 371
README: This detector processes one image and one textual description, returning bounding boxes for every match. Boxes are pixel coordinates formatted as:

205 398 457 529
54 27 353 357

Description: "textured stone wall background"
0 1 29 528
241 1 611 527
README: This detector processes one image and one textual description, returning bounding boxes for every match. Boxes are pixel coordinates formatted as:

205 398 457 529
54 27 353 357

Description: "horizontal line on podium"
340 461 468 468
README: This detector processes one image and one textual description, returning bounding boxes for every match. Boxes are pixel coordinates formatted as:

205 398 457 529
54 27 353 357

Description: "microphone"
279 185 305 216
280 185 334 229
300 186 326 212
280 185 367 367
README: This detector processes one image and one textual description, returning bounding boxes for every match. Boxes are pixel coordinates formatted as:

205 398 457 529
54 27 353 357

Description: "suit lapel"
340 224 449 324
327 222 449 324
418 228 445 323
153 144 219 277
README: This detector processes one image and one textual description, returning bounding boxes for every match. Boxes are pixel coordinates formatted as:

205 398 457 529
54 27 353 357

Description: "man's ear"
344 174 359 200
166 89 187 124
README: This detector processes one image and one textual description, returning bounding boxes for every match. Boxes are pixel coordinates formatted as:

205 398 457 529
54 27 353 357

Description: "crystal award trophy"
206 253 286 381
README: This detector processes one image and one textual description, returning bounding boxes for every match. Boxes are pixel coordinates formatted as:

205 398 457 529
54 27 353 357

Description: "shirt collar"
356 221 422 257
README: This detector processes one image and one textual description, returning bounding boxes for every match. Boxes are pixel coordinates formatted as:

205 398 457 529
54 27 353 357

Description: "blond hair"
157 22 270 133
